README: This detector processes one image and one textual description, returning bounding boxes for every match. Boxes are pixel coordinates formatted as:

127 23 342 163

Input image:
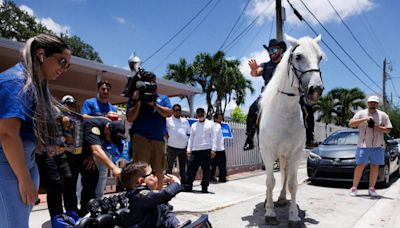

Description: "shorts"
132 134 166 173
355 147 384 165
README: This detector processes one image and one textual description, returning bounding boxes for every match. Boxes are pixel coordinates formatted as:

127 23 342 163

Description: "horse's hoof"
288 220 302 228
265 216 279 225
276 198 288 207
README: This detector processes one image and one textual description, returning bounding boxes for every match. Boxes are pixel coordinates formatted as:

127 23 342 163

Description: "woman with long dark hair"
0 33 71 227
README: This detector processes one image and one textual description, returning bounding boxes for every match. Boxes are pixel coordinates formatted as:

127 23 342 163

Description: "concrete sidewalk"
29 163 308 227
29 162 400 227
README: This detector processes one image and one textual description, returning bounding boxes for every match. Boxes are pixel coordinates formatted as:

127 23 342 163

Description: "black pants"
300 99 315 144
36 152 80 218
185 149 211 189
78 156 99 217
245 97 261 140
210 150 227 181
246 96 315 144
166 146 187 184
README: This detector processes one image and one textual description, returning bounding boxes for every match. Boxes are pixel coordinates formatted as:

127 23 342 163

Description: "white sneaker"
350 187 358 197
368 187 379 197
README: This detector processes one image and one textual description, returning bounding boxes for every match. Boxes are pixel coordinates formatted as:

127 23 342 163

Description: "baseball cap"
367 95 379 103
61 95 76 104
109 120 126 144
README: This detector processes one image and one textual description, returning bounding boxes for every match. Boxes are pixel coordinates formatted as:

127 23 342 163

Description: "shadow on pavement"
241 201 319 227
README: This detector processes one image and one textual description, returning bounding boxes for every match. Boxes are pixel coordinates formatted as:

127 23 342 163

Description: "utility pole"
276 0 283 41
382 58 387 111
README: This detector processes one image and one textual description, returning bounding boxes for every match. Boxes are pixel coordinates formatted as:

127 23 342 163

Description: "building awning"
0 37 201 105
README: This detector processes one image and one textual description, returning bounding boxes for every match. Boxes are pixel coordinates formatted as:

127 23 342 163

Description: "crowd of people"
1 33 392 228
0 33 228 227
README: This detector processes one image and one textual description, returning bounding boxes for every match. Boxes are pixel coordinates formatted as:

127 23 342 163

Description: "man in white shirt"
166 104 191 183
210 113 227 183
348 95 392 197
184 108 216 193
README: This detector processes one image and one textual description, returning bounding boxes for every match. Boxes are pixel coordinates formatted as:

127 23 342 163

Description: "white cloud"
19 4 34 16
246 0 374 26
40 17 70 34
18 4 70 35
114 17 126 24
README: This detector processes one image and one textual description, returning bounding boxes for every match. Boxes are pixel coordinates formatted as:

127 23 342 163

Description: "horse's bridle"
278 45 322 97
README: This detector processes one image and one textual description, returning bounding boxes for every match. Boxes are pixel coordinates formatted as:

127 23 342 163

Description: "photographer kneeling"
78 118 125 217
126 72 172 190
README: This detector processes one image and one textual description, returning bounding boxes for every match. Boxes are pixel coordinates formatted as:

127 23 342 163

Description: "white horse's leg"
287 161 301 223
277 156 288 206
264 158 279 225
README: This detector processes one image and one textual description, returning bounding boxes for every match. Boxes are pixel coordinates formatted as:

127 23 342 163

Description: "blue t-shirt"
0 63 36 167
127 94 171 141
81 97 117 117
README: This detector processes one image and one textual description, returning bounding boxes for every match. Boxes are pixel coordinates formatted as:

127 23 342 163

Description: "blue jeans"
94 157 108 198
0 164 39 228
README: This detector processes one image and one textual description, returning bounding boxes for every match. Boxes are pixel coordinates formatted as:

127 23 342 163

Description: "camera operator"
78 118 125 217
126 72 172 190
348 95 392 197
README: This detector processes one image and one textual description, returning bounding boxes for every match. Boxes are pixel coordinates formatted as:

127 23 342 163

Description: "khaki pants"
132 134 166 173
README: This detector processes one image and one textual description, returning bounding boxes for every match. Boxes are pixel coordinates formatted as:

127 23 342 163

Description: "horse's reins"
278 44 322 97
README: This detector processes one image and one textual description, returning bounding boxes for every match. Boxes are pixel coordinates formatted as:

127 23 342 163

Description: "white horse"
259 34 324 226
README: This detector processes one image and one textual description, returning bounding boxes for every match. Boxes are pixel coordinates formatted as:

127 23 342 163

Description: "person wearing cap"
78 118 125 217
80 81 118 199
61 95 77 111
126 72 173 191
244 39 287 150
349 95 392 197
35 95 81 218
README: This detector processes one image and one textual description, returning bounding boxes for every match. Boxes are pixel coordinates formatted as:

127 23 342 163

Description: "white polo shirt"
166 116 191 149
187 119 216 152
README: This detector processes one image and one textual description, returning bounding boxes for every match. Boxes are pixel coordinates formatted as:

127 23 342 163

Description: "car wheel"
381 164 390 188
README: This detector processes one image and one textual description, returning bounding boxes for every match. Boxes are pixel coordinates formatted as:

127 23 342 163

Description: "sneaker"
349 187 358 197
243 141 254 151
368 187 379 197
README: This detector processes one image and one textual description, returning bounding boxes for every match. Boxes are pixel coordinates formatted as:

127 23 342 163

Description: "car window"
323 132 358 145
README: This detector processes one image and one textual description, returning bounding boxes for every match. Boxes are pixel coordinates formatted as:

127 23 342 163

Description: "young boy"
120 161 184 228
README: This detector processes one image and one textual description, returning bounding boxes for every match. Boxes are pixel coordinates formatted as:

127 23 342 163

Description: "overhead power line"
152 0 222 71
326 0 382 70
223 17 258 53
219 0 252 50
286 0 379 94
142 0 214 64
298 0 381 91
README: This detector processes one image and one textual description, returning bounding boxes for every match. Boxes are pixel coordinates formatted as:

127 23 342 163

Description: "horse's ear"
314 34 322 43
285 34 298 47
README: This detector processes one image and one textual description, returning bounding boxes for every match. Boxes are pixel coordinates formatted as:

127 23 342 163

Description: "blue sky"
7 0 400 113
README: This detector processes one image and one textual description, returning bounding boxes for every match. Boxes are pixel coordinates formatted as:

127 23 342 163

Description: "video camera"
121 69 158 103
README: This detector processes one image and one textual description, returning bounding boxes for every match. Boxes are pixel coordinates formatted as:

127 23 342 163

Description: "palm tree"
315 93 337 138
213 59 254 115
164 58 196 116
192 51 226 117
330 88 366 126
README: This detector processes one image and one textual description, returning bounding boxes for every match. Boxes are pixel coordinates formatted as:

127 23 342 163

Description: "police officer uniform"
123 182 182 228
78 118 125 217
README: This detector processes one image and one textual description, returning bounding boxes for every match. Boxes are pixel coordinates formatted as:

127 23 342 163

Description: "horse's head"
286 34 324 105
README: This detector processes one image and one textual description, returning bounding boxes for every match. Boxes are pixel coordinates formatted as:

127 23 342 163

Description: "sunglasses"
52 56 71 70
173 109 181 111
142 171 156 179
268 47 279 55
